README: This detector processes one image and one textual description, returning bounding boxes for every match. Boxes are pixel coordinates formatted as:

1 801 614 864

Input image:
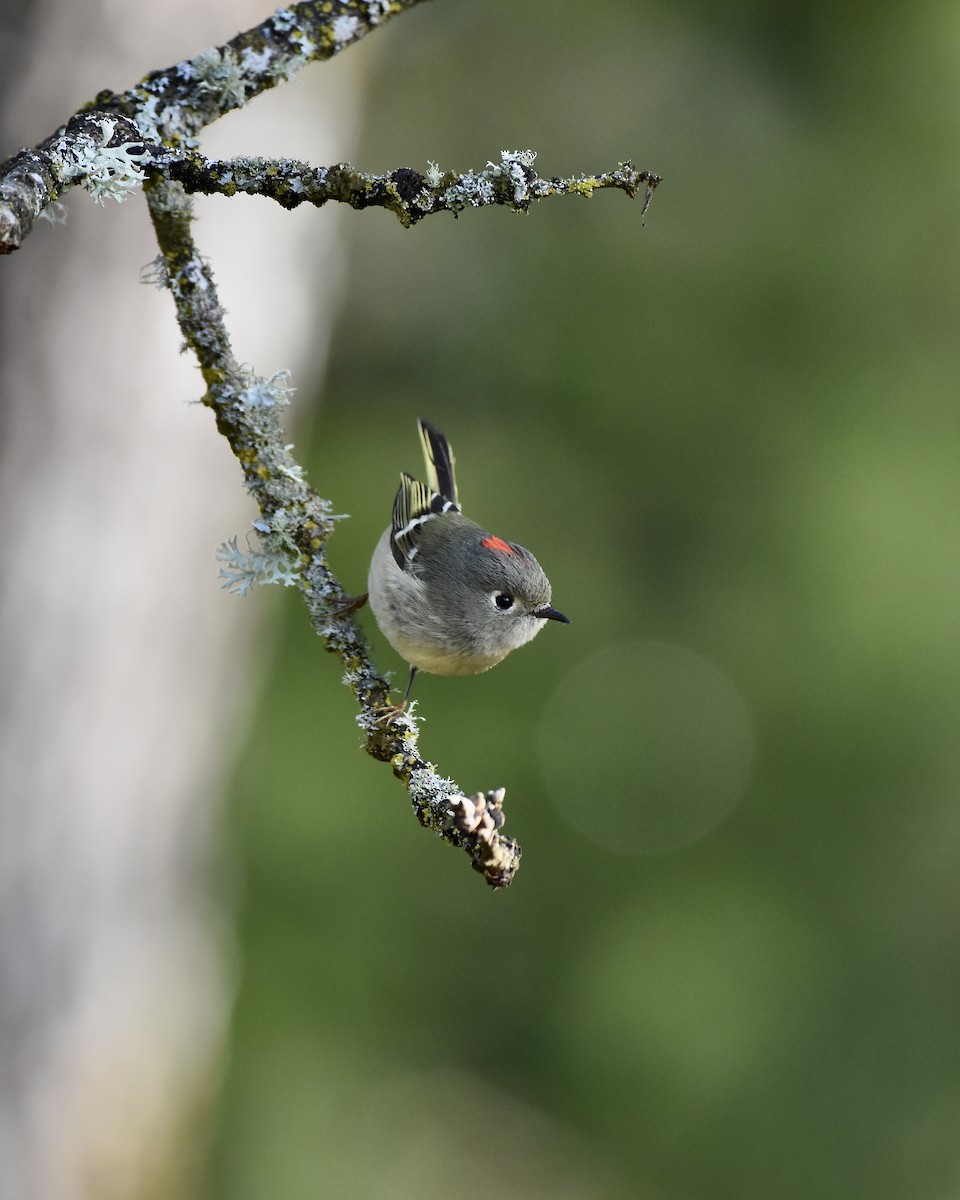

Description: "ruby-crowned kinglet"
368 418 569 706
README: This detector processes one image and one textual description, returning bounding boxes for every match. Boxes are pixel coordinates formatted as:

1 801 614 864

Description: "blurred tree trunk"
0 3 361 1196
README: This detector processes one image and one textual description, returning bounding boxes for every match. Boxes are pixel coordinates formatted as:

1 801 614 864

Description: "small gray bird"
368 418 570 706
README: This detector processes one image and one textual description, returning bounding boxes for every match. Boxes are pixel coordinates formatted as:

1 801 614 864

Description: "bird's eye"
493 593 514 611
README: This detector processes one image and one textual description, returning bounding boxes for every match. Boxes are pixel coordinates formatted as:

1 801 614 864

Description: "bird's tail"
417 417 459 507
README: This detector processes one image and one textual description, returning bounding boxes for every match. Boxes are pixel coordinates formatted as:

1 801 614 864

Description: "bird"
367 417 570 708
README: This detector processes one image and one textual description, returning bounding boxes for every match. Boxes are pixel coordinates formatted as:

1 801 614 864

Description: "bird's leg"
400 664 418 706
330 591 368 618
375 664 418 724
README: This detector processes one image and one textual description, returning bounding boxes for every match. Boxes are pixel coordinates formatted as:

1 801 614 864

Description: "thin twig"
165 150 661 227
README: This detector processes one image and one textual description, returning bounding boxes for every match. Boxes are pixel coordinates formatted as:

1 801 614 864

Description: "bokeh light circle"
538 639 753 855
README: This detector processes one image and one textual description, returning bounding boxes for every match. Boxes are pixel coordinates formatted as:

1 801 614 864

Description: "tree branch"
0 0 431 252
1 0 662 886
144 172 522 887
164 149 660 226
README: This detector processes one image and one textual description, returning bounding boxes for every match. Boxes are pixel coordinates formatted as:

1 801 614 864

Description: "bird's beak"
533 605 571 623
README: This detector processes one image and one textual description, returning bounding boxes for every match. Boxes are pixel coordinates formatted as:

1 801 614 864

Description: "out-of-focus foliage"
208 2 960 1197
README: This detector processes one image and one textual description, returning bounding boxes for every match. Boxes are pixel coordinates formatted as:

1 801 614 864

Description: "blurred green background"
207 2 960 1197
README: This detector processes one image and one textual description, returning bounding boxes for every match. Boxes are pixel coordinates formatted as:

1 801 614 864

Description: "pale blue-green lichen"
270 8 298 33
50 116 149 204
238 45 273 75
408 766 460 809
233 367 295 410
289 28 319 57
497 148 538 204
216 532 301 595
37 201 68 225
266 53 303 84
331 14 361 44
191 47 248 110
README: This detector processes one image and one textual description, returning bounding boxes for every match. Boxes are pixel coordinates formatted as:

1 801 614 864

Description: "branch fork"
0 0 662 886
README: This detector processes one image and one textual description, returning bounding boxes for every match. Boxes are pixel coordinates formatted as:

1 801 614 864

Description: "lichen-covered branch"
1 0 659 251
166 149 661 227
144 171 521 888
1 0 663 885
1 0 429 252
0 112 158 251
101 0 429 144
